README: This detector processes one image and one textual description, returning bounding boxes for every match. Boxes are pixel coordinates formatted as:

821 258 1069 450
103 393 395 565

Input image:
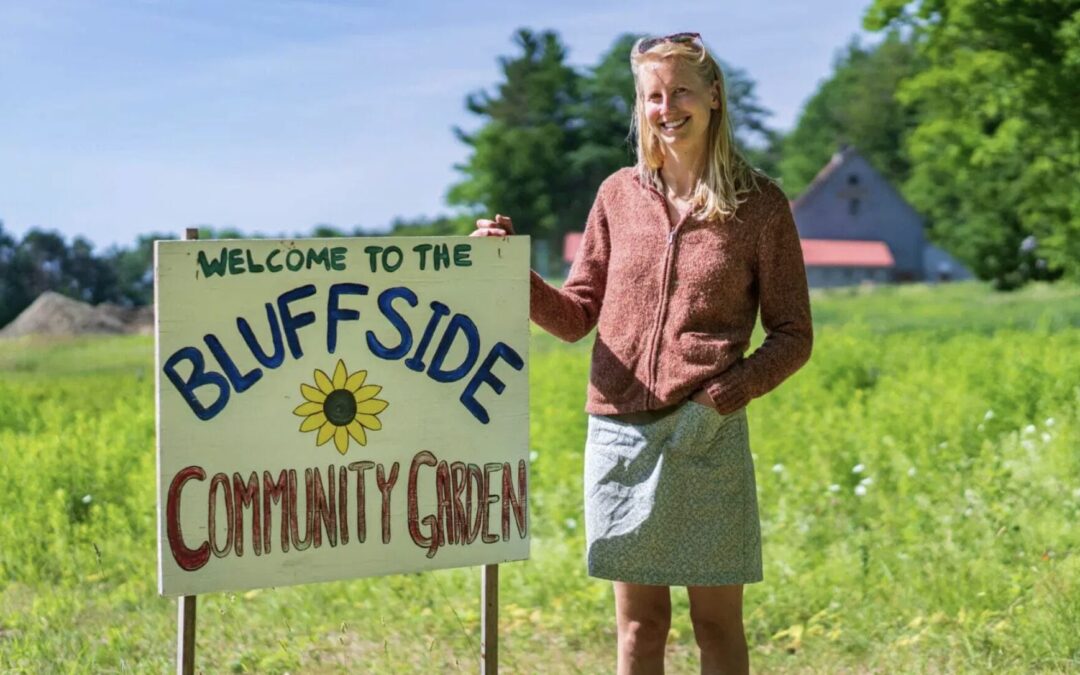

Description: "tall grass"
1 281 1078 673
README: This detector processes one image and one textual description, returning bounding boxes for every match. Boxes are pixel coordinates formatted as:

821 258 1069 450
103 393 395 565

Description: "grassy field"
1 280 1079 673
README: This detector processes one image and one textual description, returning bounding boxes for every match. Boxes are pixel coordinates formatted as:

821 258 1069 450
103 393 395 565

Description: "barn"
561 147 972 288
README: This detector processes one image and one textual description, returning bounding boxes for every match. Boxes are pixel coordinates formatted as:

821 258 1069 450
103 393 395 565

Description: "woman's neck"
659 146 706 199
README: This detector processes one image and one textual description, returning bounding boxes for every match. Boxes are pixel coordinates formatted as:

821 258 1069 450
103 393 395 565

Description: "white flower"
854 484 867 496
828 484 840 493
938 441 949 449
852 463 865 474
1023 424 1036 436
81 494 92 504
1041 432 1051 443
1045 417 1056 427
1021 440 1036 451
859 476 874 486
529 450 539 462
564 518 577 530
772 463 784 474
984 409 995 421
907 467 917 477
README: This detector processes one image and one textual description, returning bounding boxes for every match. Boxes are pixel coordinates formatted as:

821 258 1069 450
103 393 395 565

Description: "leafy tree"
779 30 924 196
865 0 1078 287
448 28 583 265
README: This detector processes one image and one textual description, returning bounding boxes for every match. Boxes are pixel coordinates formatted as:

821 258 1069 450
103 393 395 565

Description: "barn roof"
563 232 583 263
801 239 895 268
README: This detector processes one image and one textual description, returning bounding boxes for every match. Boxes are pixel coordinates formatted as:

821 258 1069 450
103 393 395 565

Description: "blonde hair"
629 37 760 221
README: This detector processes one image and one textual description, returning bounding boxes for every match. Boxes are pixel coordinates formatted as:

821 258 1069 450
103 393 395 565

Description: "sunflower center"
324 389 357 426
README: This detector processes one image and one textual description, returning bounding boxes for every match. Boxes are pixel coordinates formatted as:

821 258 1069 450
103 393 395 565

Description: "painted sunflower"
293 359 388 454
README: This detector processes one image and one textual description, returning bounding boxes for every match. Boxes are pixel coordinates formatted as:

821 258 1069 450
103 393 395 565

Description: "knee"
690 615 744 653
620 617 671 657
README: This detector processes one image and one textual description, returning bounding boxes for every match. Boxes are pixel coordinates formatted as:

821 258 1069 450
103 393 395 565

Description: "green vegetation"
2 281 1078 673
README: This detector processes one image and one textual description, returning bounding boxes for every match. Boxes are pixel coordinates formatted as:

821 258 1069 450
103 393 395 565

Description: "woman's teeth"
662 118 688 130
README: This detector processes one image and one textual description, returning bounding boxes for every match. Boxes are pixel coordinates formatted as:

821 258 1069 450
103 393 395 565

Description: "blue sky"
0 0 875 250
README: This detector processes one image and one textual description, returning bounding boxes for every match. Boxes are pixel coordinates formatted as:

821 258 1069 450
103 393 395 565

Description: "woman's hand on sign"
471 214 515 237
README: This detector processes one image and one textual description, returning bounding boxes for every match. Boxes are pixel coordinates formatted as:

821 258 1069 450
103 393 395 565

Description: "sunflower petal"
355 384 383 402
345 370 368 392
333 360 347 389
316 422 336 446
314 369 334 394
333 426 349 454
356 413 382 431
357 398 388 415
299 412 327 432
346 420 368 446
293 401 324 417
301 384 326 403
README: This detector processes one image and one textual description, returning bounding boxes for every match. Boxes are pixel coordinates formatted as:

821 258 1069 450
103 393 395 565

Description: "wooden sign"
155 237 530 597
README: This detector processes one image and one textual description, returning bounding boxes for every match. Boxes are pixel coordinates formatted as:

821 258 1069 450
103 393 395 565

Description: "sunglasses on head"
637 32 702 54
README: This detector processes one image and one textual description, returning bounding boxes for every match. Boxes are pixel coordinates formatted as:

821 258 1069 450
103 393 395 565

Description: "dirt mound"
0 292 152 338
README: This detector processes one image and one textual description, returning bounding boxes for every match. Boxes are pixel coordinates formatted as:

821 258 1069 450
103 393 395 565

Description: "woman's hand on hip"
690 388 716 410
471 214 515 237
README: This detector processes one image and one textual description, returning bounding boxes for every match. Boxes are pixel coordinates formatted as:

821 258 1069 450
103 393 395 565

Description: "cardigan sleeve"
528 190 610 342
704 190 813 413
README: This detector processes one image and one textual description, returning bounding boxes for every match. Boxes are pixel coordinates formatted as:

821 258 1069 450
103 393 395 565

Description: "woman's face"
638 57 719 156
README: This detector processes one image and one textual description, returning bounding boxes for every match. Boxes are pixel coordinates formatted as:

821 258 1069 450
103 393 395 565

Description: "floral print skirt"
583 400 762 586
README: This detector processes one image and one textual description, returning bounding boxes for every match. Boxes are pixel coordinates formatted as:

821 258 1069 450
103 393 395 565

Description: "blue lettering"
163 346 231 421
236 303 286 369
428 314 480 383
327 283 369 354
404 301 450 373
460 342 524 424
277 285 317 359
367 286 417 360
204 334 262 393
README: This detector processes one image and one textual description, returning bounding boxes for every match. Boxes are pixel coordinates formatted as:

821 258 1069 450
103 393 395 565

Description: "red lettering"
502 460 528 540
208 472 234 558
263 469 289 554
288 469 314 551
348 461 374 543
166 466 210 571
376 462 399 544
481 463 501 544
232 471 261 557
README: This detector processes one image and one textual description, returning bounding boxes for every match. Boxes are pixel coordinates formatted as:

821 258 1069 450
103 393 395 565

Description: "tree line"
2 5 1076 326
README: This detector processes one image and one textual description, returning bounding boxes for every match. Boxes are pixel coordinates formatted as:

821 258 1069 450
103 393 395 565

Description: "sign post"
155 234 530 671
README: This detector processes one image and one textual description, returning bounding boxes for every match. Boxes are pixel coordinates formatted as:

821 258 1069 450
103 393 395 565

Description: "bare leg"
686 584 747 675
614 582 672 675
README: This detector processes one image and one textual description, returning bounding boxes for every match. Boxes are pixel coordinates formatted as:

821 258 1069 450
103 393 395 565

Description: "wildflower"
1021 440 1035 451
1040 432 1051 443
772 463 784 474
82 494 92 505
1045 417 1055 427
854 484 867 497
1023 424 1036 436
907 467 917 477
529 450 539 462
859 476 873 486
564 518 577 530
852 463 865 474
828 484 840 493
984 409 995 421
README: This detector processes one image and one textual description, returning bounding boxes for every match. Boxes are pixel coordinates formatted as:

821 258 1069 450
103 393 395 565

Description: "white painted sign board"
155 237 530 596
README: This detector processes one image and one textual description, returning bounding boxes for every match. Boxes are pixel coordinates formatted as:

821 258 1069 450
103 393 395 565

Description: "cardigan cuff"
704 361 753 414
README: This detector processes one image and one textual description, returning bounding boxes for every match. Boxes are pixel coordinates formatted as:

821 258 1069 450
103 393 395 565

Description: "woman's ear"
710 81 722 110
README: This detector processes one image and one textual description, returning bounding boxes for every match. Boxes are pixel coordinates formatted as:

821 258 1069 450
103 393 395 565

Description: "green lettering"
305 247 330 270
330 247 347 271
266 249 283 272
228 248 245 275
245 249 265 273
286 249 304 271
453 244 472 267
413 244 432 270
197 248 229 278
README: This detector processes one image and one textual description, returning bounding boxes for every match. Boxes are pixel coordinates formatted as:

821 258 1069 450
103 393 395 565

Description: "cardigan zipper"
644 196 686 408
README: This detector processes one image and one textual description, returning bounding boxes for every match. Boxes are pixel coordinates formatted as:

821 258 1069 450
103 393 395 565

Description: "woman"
473 32 812 674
